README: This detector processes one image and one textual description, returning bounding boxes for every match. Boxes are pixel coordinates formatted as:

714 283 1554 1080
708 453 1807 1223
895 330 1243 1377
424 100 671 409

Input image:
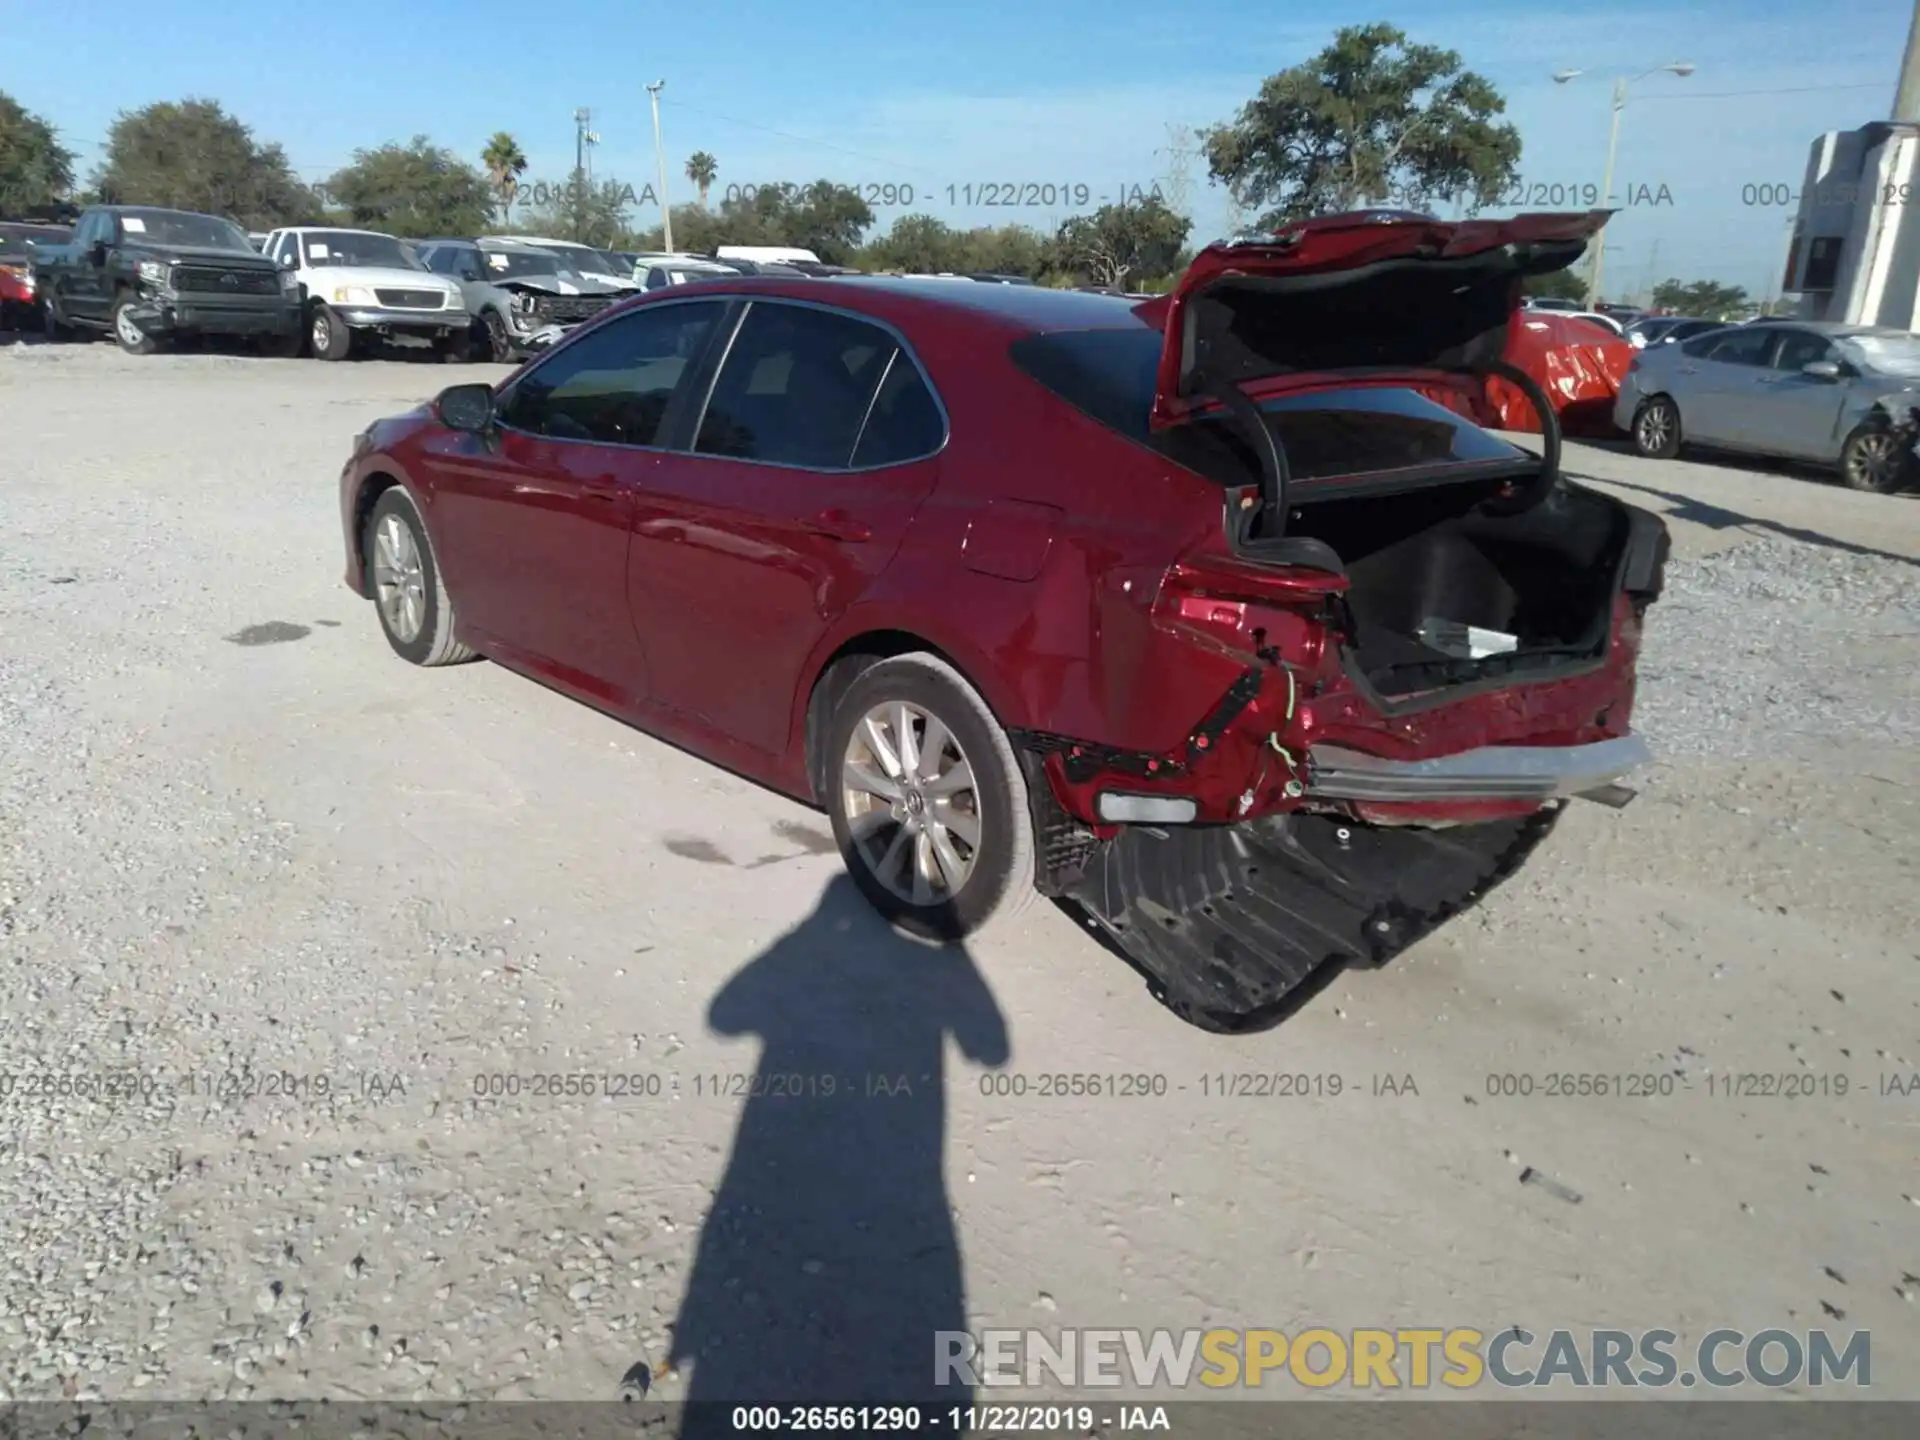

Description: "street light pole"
647 81 673 253
1553 62 1694 309
1588 76 1628 308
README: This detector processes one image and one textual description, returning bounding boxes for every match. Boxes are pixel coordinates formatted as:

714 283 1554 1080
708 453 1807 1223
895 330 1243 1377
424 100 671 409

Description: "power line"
1635 81 1888 100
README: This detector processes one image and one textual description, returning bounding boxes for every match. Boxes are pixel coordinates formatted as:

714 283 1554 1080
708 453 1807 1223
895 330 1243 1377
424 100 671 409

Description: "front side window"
694 304 904 468
496 301 724 447
1770 330 1834 371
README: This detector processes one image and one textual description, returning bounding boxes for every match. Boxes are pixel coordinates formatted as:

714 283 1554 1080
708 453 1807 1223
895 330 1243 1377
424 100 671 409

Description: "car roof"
789 275 1150 333
280 225 395 236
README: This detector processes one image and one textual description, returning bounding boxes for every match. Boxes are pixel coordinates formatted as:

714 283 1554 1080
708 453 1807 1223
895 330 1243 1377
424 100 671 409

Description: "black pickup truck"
35 204 302 354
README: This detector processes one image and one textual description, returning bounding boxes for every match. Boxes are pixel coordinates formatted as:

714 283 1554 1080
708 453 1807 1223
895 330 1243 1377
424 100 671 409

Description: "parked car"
636 258 742 291
478 236 641 293
967 272 1037 285
0 220 70 331
260 226 469 361
335 209 1667 1033
1623 315 1726 350
1522 296 1587 312
716 244 822 266
417 238 626 360
1558 309 1625 337
1616 319 1920 491
35 205 301 354
1595 301 1647 325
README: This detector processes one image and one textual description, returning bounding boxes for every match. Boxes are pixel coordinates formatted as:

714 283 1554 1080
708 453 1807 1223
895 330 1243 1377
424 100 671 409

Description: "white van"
715 245 821 266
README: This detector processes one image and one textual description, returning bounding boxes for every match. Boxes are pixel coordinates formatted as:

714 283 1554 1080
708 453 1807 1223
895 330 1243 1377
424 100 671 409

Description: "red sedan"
338 209 1668 1032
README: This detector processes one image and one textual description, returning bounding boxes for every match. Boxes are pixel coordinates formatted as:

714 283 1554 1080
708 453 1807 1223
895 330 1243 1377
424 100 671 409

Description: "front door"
422 299 727 709
1748 328 1853 460
627 299 948 756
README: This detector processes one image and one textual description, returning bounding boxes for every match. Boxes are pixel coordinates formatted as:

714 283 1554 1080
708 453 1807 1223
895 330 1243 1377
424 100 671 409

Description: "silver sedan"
1612 320 1920 492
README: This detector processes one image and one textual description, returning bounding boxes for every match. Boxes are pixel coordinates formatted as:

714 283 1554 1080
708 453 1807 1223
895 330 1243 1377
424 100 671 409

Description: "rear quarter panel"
800 320 1244 755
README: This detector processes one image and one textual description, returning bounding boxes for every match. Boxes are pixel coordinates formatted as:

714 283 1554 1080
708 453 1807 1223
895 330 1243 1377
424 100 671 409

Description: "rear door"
1672 327 1777 444
626 298 946 755
422 298 727 708
1748 327 1852 459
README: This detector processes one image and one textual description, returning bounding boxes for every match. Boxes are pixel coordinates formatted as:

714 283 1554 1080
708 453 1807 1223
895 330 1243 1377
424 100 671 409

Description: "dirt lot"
2 340 1917 1406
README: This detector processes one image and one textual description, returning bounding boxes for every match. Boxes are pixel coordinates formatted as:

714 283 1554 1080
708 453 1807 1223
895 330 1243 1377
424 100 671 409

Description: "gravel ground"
2 341 1917 1406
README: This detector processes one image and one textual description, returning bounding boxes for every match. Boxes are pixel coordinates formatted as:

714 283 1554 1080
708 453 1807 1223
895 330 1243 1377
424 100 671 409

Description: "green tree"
1650 278 1751 320
1203 22 1521 225
480 132 528 225
1054 197 1191 290
518 168 639 248
0 91 76 215
92 99 317 227
955 223 1053 279
864 213 965 273
1524 267 1587 302
319 137 493 237
685 151 717 208
630 180 874 262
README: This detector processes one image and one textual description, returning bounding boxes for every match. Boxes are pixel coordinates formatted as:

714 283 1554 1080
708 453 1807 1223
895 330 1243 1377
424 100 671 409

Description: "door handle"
801 508 871 543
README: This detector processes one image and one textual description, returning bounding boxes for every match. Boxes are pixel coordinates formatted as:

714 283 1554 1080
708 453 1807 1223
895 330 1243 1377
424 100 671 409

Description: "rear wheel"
1840 419 1911 493
1631 395 1681 458
824 654 1035 942
362 488 476 666
311 304 353 361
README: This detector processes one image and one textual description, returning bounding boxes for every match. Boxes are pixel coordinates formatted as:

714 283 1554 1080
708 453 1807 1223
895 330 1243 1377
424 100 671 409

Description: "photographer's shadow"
661 874 1009 1426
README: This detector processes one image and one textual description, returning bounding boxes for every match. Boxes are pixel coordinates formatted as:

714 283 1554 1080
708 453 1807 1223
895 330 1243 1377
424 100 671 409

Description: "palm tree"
481 131 529 225
685 151 717 208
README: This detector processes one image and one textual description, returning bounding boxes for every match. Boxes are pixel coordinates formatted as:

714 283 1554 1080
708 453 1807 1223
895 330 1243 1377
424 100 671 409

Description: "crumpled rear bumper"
1307 734 1651 805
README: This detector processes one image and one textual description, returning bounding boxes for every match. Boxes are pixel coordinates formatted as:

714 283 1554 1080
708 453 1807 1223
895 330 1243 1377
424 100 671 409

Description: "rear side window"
497 301 723 446
694 303 904 468
851 352 944 467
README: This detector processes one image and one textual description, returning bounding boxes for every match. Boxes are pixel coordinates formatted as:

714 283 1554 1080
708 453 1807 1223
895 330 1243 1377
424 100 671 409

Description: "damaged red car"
337 209 1668 1032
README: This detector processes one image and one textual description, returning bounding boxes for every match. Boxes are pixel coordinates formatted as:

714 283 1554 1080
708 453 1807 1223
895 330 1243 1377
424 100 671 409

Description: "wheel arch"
799 628 1015 806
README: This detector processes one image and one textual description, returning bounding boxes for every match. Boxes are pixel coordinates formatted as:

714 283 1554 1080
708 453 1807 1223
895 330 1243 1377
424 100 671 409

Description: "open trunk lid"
1138 209 1608 429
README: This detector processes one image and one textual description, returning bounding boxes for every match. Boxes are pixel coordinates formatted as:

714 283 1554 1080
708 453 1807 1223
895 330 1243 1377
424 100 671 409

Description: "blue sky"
5 0 1906 296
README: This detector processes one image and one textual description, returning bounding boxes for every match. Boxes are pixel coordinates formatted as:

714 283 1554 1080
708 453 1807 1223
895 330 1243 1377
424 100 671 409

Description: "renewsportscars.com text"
936 1326 1872 1390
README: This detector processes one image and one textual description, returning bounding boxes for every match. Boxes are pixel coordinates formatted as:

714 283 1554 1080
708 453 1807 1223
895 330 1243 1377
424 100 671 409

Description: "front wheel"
1840 420 1912 493
824 654 1036 943
310 304 353 361
472 309 514 362
1631 395 1681 458
362 488 477 666
111 295 157 355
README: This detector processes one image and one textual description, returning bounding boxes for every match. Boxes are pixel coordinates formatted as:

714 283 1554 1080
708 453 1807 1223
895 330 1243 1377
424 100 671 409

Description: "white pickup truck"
260 226 471 360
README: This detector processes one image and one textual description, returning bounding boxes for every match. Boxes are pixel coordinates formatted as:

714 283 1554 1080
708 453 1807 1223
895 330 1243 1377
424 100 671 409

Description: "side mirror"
276 253 297 271
1802 360 1842 380
89 240 109 267
435 383 496 433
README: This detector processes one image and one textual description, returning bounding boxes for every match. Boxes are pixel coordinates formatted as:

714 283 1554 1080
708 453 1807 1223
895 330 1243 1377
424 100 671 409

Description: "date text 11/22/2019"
721 181 1168 209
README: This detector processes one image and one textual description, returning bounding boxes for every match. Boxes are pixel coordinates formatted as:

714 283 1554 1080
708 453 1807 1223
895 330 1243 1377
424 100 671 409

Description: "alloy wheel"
115 306 145 348
1846 431 1899 489
312 311 332 352
1636 403 1671 453
372 513 426 643
839 700 982 906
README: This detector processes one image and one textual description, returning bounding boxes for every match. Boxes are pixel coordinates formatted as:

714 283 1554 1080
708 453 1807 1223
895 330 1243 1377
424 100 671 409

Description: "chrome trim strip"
1306 734 1652 804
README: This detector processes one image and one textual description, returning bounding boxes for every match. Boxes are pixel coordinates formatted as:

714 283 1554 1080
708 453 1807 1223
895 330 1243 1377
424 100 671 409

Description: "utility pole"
1896 0 1920 120
1641 238 1660 307
572 108 592 243
647 81 673 253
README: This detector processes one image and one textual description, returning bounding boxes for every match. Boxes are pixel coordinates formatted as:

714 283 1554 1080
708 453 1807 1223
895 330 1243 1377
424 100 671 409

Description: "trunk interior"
1284 476 1631 699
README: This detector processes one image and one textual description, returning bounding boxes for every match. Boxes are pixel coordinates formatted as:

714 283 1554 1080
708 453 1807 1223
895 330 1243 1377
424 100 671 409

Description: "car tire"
473 308 514 363
311 304 353 361
823 652 1036 943
111 294 157 355
362 488 477 667
41 293 74 341
1631 395 1681 459
1839 418 1912 494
